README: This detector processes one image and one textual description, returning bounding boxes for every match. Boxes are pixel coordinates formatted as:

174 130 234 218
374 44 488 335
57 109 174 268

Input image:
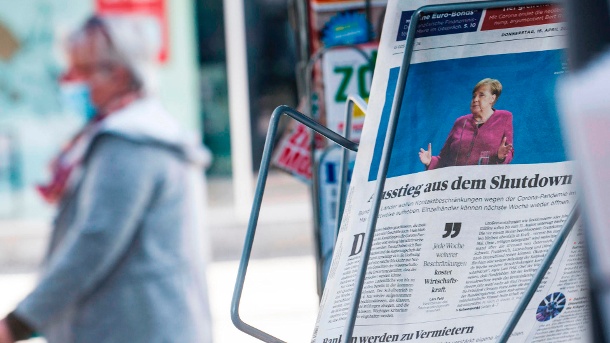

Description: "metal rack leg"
231 105 357 342
336 95 368 238
497 203 580 343
305 45 373 296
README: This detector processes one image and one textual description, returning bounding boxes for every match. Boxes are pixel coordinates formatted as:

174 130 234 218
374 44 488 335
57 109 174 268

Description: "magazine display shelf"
302 46 372 296
231 1 579 343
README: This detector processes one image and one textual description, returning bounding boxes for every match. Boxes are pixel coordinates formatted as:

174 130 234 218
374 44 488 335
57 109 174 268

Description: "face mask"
60 81 97 122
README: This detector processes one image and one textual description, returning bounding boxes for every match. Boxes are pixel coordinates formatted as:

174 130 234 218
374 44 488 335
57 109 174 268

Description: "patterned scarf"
37 92 141 203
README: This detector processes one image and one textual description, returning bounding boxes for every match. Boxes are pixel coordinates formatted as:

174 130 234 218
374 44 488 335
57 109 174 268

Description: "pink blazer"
428 110 514 170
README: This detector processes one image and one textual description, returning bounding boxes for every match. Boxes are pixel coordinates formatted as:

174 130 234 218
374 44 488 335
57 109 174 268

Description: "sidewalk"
0 256 320 343
0 171 321 342
0 171 315 269
206 172 315 261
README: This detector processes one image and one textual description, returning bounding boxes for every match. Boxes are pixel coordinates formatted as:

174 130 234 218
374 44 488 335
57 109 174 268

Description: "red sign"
481 5 563 31
271 122 327 181
96 0 169 62
272 123 313 181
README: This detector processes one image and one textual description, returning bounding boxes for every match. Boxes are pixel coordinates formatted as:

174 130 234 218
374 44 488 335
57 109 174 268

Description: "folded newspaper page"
312 1 590 342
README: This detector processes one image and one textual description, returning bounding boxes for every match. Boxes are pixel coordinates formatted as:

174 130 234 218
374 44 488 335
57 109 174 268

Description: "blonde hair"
473 78 502 104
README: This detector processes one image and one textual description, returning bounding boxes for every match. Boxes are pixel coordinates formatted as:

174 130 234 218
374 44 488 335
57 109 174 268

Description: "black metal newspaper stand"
232 1 580 342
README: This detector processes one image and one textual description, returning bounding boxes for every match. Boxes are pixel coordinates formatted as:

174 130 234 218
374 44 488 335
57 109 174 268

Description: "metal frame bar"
231 105 358 343
341 1 564 342
318 94 369 292
291 0 311 100
336 95 368 239
497 203 580 342
365 0 373 41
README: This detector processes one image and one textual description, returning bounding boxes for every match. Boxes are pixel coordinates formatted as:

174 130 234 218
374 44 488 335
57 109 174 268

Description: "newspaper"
312 1 590 342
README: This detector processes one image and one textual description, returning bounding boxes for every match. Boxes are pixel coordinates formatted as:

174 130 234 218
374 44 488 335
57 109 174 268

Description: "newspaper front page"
312 1 590 342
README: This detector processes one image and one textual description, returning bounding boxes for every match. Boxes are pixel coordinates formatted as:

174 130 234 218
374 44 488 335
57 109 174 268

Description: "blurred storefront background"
0 0 300 221
0 2 315 341
197 0 298 176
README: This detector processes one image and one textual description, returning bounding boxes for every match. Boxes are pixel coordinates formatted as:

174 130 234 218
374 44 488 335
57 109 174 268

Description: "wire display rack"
231 2 579 342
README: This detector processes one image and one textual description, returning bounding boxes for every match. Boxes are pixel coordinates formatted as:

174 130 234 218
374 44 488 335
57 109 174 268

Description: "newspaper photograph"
312 1 588 342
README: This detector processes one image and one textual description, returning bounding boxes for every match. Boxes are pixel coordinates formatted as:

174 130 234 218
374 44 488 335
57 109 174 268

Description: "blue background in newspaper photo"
369 49 567 181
